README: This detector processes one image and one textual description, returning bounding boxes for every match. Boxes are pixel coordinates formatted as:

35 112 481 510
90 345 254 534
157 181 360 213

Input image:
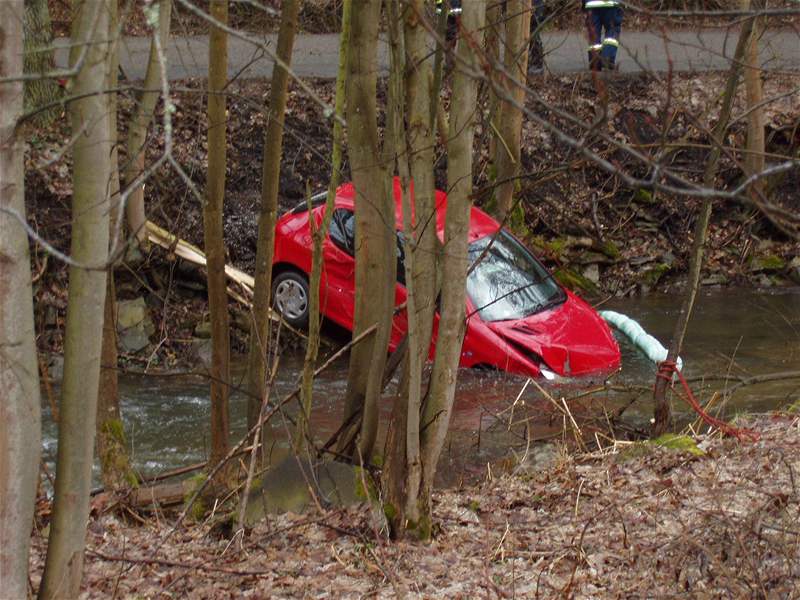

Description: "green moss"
183 473 209 521
615 442 655 463
415 514 433 541
99 419 138 488
383 502 397 522
553 267 599 294
640 263 671 287
599 240 621 260
353 467 376 502
634 188 655 204
650 433 705 456
468 499 480 513
751 254 786 272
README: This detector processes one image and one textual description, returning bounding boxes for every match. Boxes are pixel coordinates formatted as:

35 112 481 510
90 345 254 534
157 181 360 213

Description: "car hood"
484 291 620 377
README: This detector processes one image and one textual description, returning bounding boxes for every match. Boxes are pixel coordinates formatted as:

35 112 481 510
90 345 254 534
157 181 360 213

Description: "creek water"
41 288 800 488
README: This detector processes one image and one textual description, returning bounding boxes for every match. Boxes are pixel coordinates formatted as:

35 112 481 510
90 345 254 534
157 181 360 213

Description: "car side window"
329 208 356 256
329 208 407 285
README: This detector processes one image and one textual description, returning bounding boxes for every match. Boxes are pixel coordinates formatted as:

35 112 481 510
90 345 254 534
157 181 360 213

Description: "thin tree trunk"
493 0 531 221
124 0 172 245
405 0 438 372
337 0 396 461
742 0 765 197
247 0 301 442
652 16 755 435
486 0 502 167
97 0 134 491
382 0 417 537
295 0 352 453
0 2 42 595
205 0 231 472
419 0 485 538
24 0 61 124
39 1 112 596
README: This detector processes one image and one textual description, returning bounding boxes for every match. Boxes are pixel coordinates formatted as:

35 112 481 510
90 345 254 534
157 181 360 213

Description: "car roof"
333 177 500 243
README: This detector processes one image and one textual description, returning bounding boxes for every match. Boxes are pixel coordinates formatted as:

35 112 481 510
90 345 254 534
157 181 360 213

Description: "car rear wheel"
272 271 310 328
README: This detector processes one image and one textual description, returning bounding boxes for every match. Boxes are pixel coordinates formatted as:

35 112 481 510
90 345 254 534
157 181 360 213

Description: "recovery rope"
657 361 760 442
601 310 759 442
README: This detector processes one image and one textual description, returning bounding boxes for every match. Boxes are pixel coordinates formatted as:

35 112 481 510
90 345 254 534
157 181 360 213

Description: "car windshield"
467 231 565 322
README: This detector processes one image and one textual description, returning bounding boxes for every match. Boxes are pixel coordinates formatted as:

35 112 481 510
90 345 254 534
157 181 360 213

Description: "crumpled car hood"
485 292 620 377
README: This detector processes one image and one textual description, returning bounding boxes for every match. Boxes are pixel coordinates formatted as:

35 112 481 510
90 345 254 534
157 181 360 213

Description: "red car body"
272 179 621 379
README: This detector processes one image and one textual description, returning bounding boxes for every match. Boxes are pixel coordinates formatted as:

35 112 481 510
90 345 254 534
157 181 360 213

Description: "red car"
271 179 620 379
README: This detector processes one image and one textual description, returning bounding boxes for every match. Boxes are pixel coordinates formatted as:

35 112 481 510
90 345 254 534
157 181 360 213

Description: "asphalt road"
54 29 799 80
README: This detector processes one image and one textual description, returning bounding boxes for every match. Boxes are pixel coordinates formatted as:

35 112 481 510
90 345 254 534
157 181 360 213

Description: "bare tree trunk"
382 0 416 537
383 0 486 540
0 2 42 595
652 16 754 435
205 0 231 472
493 0 531 221
247 0 301 441
486 0 502 167
124 0 172 244
419 0 485 537
23 0 61 124
383 0 442 537
337 0 396 461
39 1 112 596
97 0 135 491
405 0 438 371
742 0 765 197
295 0 352 453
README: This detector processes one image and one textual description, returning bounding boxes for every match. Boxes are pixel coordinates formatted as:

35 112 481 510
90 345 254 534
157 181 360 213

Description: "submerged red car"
271 179 621 379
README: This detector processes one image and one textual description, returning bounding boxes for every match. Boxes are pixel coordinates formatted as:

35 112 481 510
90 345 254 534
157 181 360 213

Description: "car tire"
272 271 310 329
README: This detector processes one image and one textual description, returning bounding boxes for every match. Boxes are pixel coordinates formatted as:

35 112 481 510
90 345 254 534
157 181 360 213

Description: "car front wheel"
272 271 310 328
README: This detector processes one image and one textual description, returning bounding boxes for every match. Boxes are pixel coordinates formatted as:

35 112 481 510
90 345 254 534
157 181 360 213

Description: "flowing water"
41 288 800 487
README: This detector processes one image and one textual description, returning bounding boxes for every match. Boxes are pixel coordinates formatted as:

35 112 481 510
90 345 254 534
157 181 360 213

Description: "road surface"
54 29 799 80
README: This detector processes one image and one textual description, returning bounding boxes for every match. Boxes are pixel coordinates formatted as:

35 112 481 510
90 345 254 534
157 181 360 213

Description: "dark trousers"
586 7 622 70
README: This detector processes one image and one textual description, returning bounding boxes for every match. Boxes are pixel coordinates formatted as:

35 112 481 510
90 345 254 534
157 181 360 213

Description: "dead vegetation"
27 414 800 597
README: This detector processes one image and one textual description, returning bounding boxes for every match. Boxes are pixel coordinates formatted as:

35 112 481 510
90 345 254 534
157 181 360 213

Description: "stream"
41 288 800 487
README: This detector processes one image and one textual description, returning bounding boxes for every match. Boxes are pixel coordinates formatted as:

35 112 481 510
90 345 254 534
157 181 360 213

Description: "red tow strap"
657 361 760 442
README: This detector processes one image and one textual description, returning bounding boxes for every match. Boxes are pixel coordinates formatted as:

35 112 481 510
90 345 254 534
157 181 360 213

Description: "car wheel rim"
274 279 308 320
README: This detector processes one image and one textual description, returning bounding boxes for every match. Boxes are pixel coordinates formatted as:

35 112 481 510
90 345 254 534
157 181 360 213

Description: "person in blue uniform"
584 0 623 71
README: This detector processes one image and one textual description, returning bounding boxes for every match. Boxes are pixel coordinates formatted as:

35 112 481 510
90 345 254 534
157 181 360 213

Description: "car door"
321 208 357 330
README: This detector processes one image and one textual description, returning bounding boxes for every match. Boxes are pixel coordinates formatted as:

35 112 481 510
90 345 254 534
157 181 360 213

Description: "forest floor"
26 70 800 368
28 414 800 597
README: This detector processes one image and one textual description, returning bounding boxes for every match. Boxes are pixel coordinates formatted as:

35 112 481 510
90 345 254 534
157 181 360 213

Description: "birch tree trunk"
124 0 172 244
39 1 112 596
0 2 42 595
205 0 231 472
337 0 396 461
494 0 531 222
296 0 352 453
247 0 301 440
652 16 754 434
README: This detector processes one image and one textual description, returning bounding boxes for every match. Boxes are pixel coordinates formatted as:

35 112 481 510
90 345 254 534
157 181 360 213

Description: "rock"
243 458 374 527
117 297 155 353
787 256 800 285
194 320 212 339
188 337 214 368
583 264 600 285
701 273 727 286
